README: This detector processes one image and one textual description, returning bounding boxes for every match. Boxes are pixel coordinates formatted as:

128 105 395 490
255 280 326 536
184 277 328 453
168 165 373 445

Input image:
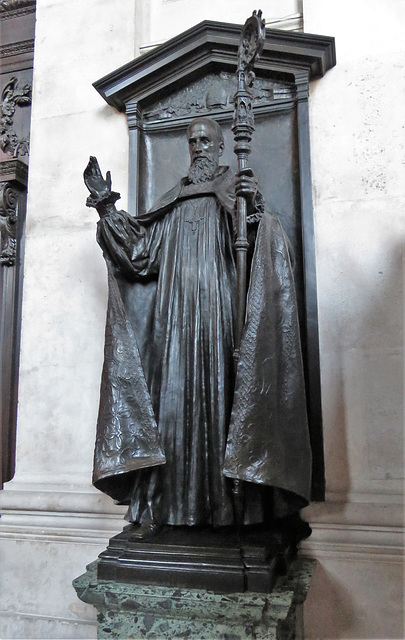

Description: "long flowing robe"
93 167 312 526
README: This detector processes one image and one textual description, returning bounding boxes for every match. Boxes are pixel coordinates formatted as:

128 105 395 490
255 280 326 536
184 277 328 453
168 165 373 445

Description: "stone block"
73 557 316 639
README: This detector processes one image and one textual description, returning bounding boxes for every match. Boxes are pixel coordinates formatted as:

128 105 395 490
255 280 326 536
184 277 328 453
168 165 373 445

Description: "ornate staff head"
237 10 266 79
233 10 266 137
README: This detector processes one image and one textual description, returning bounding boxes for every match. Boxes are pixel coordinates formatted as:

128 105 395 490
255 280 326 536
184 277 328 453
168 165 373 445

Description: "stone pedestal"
73 557 316 640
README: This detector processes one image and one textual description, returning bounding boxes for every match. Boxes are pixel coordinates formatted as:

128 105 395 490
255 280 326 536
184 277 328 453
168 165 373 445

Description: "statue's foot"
130 521 162 541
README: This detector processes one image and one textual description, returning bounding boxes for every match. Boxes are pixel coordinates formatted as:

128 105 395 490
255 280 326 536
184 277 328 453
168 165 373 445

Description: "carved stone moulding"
0 77 32 158
0 0 35 18
0 158 26 487
0 39 34 58
0 157 28 184
0 160 26 267
0 0 36 71
0 183 18 266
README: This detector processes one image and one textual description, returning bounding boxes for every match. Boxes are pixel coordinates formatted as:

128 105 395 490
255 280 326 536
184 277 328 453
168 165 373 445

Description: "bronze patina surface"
84 115 311 539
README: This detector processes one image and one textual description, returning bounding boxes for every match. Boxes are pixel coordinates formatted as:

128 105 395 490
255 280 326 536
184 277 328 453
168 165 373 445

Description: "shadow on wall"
304 562 357 638
310 230 404 505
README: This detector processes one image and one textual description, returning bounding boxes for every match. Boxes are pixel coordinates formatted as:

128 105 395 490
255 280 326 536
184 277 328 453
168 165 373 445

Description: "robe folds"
93 167 312 526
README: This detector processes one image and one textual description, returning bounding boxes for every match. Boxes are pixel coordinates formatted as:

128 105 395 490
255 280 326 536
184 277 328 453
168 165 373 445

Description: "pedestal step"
98 524 296 592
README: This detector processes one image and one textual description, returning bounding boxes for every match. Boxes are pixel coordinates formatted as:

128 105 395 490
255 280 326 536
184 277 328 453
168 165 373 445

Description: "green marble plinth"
73 557 316 639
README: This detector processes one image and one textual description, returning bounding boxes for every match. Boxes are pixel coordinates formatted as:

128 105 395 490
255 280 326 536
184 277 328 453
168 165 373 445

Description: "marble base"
73 557 316 639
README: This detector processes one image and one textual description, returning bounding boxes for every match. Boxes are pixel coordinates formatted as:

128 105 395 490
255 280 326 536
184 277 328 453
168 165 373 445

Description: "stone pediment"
93 20 336 113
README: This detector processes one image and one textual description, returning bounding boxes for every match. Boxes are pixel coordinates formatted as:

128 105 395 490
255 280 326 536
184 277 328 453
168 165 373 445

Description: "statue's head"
187 117 224 184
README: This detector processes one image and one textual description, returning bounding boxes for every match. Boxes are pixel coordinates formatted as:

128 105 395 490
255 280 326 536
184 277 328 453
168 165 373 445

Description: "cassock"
92 166 312 526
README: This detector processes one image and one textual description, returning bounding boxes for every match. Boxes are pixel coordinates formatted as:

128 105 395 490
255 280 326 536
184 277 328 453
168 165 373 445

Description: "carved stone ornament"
0 181 18 266
0 0 35 16
0 40 35 59
0 77 32 157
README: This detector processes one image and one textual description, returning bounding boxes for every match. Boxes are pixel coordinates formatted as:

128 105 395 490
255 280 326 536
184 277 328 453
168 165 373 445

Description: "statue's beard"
187 156 218 184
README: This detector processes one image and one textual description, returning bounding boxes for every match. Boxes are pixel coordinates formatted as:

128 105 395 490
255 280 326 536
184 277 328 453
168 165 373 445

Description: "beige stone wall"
0 0 403 638
301 0 404 637
0 0 135 636
135 0 303 51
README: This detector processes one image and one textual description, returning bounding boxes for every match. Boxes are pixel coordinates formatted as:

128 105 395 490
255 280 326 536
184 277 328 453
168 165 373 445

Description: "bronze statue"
84 115 312 540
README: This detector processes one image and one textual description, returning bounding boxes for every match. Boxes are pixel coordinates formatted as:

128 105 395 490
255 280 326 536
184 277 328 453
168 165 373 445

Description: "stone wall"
0 0 403 638
300 0 404 637
0 1 135 637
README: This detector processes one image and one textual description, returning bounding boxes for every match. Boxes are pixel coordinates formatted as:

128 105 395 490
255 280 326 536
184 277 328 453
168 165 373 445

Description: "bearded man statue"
84 117 312 541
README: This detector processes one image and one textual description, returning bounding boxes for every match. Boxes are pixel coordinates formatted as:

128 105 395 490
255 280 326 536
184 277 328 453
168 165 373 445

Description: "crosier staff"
232 10 266 529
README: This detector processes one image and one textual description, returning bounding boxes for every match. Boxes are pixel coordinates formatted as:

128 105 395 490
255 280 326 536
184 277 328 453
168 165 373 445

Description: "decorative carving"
236 9 265 74
0 77 32 158
0 181 18 266
143 72 295 122
0 0 35 17
0 39 35 59
0 158 28 185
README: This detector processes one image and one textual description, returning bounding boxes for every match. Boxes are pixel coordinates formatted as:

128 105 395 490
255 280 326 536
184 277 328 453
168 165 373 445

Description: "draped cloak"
93 166 312 526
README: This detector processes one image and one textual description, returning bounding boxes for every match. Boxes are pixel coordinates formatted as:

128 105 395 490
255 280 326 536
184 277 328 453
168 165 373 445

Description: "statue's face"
188 122 224 165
